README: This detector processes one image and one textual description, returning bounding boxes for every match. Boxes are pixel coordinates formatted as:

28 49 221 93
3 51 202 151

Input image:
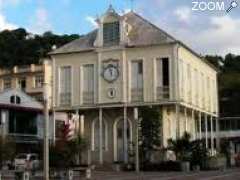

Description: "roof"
0 89 43 111
49 11 218 72
49 11 176 55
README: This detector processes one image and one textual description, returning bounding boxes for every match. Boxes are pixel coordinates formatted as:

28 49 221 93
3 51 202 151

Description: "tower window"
103 21 120 46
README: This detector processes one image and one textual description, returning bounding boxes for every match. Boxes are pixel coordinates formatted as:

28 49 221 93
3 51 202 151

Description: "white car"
14 153 40 170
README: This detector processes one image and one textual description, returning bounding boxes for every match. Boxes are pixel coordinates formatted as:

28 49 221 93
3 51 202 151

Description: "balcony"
82 91 94 105
17 66 31 73
8 133 40 143
131 88 143 102
60 93 71 106
156 86 169 101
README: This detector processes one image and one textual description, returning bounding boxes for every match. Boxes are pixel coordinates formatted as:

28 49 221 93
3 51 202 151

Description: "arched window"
91 118 108 151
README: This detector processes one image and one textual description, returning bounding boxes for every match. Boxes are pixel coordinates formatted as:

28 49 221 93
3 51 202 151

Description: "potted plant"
168 132 191 172
190 140 208 171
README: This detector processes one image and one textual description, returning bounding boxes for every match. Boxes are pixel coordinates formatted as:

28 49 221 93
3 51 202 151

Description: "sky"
0 0 240 56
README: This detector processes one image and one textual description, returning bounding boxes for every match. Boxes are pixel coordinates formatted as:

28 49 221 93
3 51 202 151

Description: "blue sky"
0 0 240 55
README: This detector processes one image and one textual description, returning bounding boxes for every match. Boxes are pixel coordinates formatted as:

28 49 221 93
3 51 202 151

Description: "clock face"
103 65 119 83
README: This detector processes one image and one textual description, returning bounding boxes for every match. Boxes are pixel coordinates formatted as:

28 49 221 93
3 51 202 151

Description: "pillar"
216 117 220 151
52 110 56 145
80 115 84 137
205 114 208 149
99 108 103 164
184 108 188 133
192 110 196 140
210 116 214 155
199 112 202 139
134 108 139 172
123 106 128 163
175 104 180 139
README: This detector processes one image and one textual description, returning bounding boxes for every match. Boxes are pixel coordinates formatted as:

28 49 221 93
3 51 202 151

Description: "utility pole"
134 108 139 173
43 82 49 180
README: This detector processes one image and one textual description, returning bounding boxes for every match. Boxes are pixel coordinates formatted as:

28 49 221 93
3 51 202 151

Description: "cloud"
29 7 52 34
195 16 240 55
174 6 192 22
85 16 98 28
0 13 17 31
135 0 240 56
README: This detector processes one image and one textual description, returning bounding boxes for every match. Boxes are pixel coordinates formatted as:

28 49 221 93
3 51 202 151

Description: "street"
88 169 240 180
1 168 240 179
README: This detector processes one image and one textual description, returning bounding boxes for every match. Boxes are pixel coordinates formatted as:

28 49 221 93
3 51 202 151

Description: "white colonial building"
49 6 219 165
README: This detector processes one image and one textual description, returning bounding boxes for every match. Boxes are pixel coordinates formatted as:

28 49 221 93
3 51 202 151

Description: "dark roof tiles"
50 12 176 55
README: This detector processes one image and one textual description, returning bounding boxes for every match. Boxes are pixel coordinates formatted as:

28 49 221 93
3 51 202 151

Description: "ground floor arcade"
53 103 218 165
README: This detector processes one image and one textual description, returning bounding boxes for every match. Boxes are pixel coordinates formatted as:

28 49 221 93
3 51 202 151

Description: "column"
99 108 103 164
210 116 214 155
192 110 196 140
134 108 139 173
199 112 202 139
184 108 188 133
123 106 128 163
52 110 56 145
175 104 180 139
205 114 208 149
80 115 85 137
216 117 220 151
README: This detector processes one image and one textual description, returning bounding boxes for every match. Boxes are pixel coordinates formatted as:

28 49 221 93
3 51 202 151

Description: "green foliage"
50 121 87 168
190 140 208 168
139 107 162 162
168 132 191 161
168 132 208 169
0 28 80 68
205 53 240 117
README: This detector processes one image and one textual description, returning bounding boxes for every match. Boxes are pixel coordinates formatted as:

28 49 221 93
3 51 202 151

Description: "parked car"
14 153 40 170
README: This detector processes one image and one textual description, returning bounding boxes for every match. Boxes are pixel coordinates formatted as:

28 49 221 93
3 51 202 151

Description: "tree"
139 107 162 162
50 123 87 168
168 132 208 169
168 132 191 161
0 28 80 68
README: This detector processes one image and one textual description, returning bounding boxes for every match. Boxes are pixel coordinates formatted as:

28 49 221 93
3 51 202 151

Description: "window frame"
103 21 120 46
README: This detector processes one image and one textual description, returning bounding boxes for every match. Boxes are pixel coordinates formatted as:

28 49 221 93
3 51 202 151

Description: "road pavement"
1 168 240 179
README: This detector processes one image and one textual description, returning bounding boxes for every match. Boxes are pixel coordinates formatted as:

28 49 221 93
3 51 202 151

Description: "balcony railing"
156 86 169 100
60 93 71 106
17 66 31 73
83 91 94 104
8 133 40 143
131 88 143 102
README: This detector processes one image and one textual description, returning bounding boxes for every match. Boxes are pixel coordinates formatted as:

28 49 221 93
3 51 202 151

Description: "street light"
43 82 49 180
134 108 139 173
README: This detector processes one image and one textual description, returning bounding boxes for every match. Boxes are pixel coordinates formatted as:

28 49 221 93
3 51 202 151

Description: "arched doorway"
113 117 133 162
91 118 108 152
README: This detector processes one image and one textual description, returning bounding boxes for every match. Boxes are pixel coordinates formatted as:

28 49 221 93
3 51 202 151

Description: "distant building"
217 88 240 161
0 61 68 152
50 6 219 165
0 61 52 104
0 89 43 152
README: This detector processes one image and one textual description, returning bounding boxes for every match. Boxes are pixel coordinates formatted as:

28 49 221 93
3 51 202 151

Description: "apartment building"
0 61 68 152
50 6 219 165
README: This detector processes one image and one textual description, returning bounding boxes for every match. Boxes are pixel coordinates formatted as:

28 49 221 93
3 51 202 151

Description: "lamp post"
43 82 49 180
134 108 139 173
